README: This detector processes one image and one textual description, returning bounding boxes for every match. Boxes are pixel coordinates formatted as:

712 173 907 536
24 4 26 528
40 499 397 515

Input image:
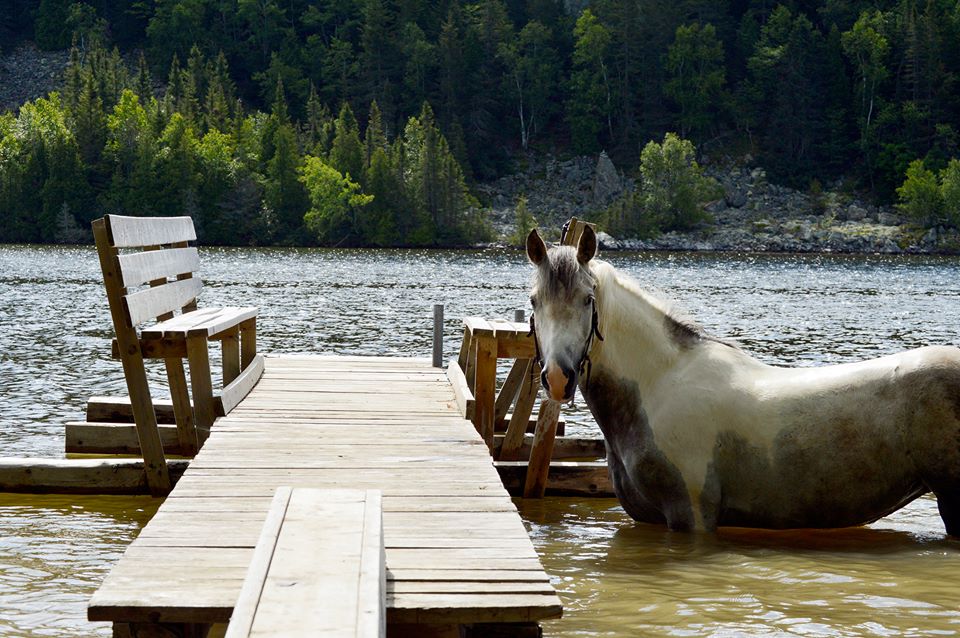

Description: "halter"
528 293 604 398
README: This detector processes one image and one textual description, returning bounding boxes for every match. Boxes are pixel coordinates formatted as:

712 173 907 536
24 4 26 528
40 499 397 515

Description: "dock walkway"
89 355 562 635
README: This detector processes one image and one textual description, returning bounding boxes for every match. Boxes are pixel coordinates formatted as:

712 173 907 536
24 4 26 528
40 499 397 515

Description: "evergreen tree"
330 102 365 182
567 9 613 153
136 52 154 102
664 23 727 142
35 0 71 50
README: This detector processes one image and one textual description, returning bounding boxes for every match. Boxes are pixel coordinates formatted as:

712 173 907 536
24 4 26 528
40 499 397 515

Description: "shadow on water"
521 496 960 637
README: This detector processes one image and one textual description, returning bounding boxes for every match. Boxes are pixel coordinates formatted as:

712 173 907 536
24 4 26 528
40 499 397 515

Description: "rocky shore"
0 43 70 112
479 153 960 255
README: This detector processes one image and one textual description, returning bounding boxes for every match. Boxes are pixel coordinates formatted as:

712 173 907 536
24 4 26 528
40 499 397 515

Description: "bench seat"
141 306 259 340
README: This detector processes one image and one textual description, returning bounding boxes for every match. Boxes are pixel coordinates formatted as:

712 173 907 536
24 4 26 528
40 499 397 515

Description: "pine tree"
330 102 364 182
136 52 153 102
364 100 388 170
263 79 309 243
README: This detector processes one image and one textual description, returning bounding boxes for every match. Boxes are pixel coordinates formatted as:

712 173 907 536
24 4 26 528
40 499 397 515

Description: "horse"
526 226 960 534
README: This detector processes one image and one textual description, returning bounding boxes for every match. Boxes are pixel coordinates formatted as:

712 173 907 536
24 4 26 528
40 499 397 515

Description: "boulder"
591 151 624 205
596 231 621 250
877 211 902 226
845 204 868 221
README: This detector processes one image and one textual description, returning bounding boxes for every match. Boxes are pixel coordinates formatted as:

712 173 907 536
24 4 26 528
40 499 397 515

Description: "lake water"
1 245 959 636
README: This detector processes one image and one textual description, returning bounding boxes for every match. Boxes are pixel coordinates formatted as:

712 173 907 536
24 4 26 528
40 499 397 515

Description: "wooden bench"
88 214 263 495
226 487 385 638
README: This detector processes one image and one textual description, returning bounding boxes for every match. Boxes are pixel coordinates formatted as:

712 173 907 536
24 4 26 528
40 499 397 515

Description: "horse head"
526 226 602 402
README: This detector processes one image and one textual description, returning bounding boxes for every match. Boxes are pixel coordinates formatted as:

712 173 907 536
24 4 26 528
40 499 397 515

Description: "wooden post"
514 309 525 322
186 334 215 443
493 358 529 428
498 360 539 461
92 219 171 496
473 335 497 452
222 327 241 385
164 358 198 456
240 318 257 368
432 304 444 368
523 399 561 498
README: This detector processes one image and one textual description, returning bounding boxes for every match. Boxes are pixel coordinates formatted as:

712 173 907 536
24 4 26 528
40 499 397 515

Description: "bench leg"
240 318 257 369
186 336 216 442
221 328 241 386
164 357 198 456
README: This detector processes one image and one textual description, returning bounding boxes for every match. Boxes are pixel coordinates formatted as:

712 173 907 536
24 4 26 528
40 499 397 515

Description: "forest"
1 0 960 245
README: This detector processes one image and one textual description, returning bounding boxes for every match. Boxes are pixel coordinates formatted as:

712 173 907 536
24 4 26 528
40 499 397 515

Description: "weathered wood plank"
496 460 613 497
106 214 197 248
225 488 385 638
216 354 265 416
117 247 200 288
0 457 188 495
123 277 203 327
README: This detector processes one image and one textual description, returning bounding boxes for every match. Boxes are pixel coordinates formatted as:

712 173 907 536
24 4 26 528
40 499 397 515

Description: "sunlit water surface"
0 245 958 636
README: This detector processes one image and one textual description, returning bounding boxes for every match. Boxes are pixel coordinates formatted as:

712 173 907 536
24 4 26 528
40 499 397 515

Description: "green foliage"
638 133 719 232
606 133 718 236
301 156 373 245
566 9 612 154
12 0 960 244
511 194 536 246
939 159 960 228
664 23 727 142
897 157 960 229
897 159 941 226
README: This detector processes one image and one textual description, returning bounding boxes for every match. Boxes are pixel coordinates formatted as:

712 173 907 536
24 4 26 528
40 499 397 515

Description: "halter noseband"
528 293 604 399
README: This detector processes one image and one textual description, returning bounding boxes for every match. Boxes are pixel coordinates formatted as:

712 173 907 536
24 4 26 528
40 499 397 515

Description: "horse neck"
589 261 683 390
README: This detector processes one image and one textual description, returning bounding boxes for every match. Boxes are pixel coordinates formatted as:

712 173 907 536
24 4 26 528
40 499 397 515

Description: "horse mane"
592 259 739 351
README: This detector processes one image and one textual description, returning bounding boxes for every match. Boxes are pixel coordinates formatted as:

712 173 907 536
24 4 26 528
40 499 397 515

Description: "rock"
879 238 902 254
845 204 868 221
877 211 902 226
724 183 748 208
591 151 624 205
596 231 620 250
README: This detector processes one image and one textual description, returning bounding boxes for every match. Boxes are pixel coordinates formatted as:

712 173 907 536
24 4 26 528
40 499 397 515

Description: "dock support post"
432 304 444 368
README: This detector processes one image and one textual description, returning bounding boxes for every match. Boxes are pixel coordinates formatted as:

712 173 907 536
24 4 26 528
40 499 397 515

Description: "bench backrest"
92 214 202 329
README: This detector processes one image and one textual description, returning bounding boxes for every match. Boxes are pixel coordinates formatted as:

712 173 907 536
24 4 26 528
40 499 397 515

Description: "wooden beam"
473 336 497 452
495 461 612 497
216 354 265 416
0 457 188 495
494 434 605 461
87 395 178 423
65 422 188 455
523 401 561 498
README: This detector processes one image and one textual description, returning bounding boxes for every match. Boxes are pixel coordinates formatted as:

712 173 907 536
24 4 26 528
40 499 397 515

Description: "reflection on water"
522 497 960 637
0 494 158 637
0 245 959 636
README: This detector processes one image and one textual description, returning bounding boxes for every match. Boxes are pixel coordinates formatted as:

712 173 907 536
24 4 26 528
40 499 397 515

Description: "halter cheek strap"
527 295 604 396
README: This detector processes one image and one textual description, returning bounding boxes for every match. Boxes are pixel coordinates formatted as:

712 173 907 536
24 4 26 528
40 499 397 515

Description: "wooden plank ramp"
89 355 562 634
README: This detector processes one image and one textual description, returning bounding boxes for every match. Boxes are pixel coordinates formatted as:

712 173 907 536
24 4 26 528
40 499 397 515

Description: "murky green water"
1 245 958 636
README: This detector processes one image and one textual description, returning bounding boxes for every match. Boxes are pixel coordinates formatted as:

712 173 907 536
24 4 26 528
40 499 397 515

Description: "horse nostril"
540 369 549 389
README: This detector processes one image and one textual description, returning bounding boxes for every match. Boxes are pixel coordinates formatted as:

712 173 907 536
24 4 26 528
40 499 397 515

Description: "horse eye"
584 295 594 307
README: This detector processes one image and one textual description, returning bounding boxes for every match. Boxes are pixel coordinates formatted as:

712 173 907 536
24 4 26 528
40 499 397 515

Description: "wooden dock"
89 355 562 636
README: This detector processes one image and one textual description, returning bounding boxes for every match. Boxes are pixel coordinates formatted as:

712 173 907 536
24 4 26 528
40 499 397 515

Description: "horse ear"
526 229 547 265
577 225 598 264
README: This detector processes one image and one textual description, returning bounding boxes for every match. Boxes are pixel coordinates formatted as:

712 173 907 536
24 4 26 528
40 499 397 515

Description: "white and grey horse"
527 226 960 534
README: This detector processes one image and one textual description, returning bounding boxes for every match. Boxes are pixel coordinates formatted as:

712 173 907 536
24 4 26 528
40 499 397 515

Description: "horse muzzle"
542 362 577 402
